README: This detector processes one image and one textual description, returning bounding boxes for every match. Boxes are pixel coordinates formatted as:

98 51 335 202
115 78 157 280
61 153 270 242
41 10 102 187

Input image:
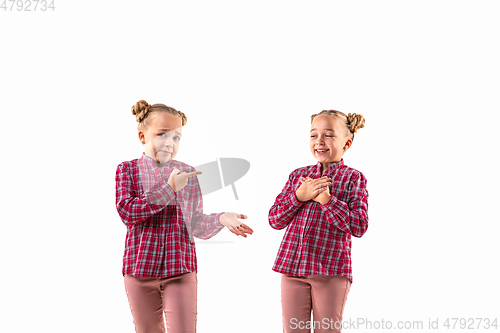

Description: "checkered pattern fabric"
269 159 369 283
115 153 224 278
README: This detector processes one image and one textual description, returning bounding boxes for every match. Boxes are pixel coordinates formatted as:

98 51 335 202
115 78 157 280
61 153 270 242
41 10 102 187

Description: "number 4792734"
1 0 55 11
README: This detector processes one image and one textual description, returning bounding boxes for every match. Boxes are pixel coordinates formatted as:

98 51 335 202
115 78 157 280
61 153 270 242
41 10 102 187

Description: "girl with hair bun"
115 100 253 333
269 110 369 333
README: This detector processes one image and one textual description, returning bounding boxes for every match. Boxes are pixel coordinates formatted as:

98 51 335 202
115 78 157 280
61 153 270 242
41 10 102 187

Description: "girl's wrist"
319 194 331 205
219 212 226 226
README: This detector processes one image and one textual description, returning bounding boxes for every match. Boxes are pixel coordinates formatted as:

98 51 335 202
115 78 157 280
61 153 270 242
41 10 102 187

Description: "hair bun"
347 113 365 133
131 100 151 123
178 110 187 126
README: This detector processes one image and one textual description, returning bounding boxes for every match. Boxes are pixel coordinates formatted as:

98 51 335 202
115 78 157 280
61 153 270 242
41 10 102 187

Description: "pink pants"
281 274 351 333
124 272 197 333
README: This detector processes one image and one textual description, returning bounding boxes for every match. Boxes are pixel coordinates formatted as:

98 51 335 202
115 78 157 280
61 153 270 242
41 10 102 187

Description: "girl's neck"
321 161 333 174
145 152 166 172
153 160 164 173
321 158 342 174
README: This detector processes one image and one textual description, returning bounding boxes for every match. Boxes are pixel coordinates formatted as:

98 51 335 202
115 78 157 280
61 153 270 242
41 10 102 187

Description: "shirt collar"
140 152 174 168
316 158 344 175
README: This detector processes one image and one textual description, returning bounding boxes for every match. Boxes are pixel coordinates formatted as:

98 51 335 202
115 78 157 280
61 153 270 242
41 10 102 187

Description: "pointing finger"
185 171 203 178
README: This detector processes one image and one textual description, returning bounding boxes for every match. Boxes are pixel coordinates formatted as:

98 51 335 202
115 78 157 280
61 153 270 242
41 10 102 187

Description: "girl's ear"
138 131 145 144
343 138 352 151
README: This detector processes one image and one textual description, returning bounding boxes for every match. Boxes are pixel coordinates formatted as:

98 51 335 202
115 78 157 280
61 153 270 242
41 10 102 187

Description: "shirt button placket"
160 227 165 247
296 225 305 272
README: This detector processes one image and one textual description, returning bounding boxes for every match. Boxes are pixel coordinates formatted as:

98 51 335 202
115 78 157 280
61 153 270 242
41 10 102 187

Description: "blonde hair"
131 100 187 131
311 110 365 141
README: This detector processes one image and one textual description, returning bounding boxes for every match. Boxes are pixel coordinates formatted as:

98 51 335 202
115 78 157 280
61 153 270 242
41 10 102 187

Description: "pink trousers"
124 272 197 333
281 274 351 333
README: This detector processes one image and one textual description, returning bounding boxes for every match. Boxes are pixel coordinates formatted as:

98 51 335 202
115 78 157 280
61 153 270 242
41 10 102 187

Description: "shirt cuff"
320 194 346 212
319 195 350 228
289 191 304 207
215 212 226 229
145 181 177 206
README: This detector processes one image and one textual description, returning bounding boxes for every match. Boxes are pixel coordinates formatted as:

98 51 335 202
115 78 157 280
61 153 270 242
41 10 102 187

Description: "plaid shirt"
269 159 369 283
115 153 224 278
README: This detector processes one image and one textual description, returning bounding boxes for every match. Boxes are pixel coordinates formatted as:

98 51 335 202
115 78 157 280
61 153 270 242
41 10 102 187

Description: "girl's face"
310 114 351 164
139 112 183 164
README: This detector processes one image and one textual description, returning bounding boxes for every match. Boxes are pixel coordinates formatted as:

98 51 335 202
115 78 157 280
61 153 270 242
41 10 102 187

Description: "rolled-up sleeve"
320 171 369 237
115 163 176 226
188 175 225 239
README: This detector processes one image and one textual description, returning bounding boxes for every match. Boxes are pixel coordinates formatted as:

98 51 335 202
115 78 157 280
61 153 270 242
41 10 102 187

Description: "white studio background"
1 1 499 332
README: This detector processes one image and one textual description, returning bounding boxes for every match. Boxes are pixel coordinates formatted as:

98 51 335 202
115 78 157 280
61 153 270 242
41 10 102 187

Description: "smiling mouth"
315 149 329 153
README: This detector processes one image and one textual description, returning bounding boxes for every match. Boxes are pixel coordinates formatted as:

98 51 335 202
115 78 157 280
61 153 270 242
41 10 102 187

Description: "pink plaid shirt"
115 153 224 278
269 159 369 283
